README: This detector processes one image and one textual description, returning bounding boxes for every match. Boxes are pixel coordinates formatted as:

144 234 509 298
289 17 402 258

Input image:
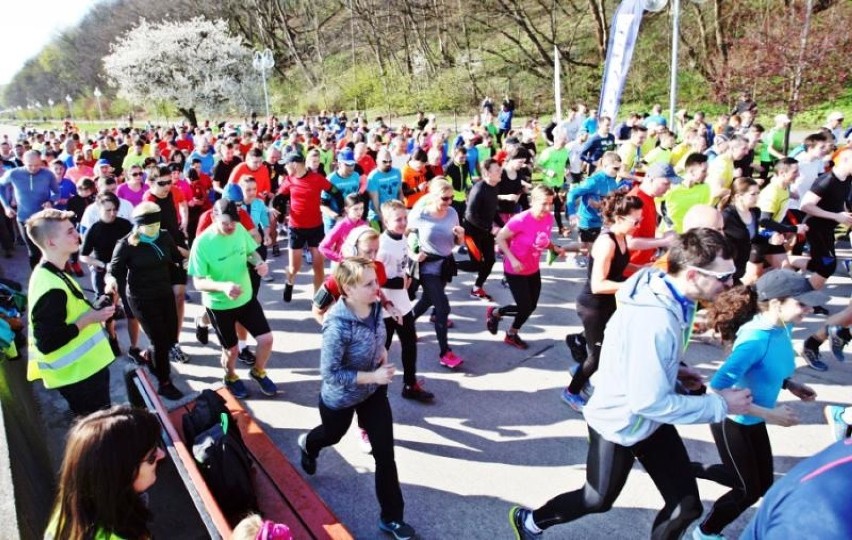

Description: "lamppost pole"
65 95 73 120
48 99 55 120
668 0 681 128
93 87 103 121
252 49 274 120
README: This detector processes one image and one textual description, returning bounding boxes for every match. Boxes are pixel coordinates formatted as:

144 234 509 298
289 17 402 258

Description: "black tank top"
578 232 630 309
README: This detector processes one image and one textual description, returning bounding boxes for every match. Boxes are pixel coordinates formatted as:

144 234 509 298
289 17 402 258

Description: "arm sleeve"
318 222 345 262
758 211 796 234
31 289 81 354
80 224 96 256
319 318 358 387
108 240 130 294
710 336 765 390
626 323 728 425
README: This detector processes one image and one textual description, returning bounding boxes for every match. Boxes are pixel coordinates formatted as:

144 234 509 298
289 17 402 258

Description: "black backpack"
182 389 258 524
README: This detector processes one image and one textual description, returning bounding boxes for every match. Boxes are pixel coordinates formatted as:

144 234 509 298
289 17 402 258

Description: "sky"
0 0 97 85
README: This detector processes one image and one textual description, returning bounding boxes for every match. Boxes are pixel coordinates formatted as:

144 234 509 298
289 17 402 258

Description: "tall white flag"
598 0 647 121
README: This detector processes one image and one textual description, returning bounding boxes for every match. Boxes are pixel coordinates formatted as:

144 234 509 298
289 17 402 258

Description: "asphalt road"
11 232 851 540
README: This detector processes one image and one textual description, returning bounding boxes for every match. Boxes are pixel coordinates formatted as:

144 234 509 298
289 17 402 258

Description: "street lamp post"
65 95 73 120
93 87 103 121
645 0 705 129
252 48 274 120
48 99 54 120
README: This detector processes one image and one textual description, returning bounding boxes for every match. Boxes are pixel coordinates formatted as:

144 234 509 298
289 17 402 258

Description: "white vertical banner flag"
597 0 647 121
554 45 562 123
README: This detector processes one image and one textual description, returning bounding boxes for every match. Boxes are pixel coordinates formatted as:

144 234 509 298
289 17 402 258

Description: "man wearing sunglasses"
511 228 753 540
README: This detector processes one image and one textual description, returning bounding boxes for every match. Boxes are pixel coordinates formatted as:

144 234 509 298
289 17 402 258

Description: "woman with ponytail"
692 269 822 539
107 202 184 400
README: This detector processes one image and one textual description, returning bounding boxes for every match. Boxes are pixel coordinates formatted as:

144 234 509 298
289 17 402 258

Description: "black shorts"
579 227 602 243
750 241 786 264
170 266 188 286
206 297 271 350
289 225 324 249
806 226 837 278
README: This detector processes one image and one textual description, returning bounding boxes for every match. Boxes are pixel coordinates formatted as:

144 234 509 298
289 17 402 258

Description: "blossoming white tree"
103 17 257 126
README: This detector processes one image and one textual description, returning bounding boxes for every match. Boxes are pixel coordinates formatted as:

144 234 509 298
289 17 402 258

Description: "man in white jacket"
510 228 754 540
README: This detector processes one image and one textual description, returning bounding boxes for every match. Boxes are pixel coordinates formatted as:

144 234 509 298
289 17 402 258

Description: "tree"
103 17 256 126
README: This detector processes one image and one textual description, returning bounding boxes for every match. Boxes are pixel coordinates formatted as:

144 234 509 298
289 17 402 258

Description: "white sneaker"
358 428 372 454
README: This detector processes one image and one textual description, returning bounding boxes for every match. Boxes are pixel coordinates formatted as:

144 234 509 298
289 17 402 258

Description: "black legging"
412 274 451 356
568 299 616 395
17 220 41 268
462 221 496 289
698 419 773 535
532 424 702 539
384 312 417 386
128 293 177 384
304 387 405 524
498 272 541 331
553 188 566 231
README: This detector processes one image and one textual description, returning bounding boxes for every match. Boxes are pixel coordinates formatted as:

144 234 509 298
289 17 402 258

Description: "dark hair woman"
46 406 164 540
561 191 643 412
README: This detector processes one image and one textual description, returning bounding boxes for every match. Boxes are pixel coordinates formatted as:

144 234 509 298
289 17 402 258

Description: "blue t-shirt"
566 171 619 229
365 168 402 221
710 315 795 425
55 178 76 211
323 171 362 231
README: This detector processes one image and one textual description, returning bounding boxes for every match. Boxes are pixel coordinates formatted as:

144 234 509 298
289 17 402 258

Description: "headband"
133 211 162 226
256 520 292 540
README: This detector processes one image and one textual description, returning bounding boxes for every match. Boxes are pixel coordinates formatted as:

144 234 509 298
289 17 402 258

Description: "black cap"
283 152 305 164
756 269 829 307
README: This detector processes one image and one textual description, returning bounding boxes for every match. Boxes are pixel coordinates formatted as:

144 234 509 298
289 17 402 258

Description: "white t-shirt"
80 197 134 236
377 231 413 315
792 155 825 210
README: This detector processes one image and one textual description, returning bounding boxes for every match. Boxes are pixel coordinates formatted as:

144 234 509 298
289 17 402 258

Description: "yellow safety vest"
27 266 114 389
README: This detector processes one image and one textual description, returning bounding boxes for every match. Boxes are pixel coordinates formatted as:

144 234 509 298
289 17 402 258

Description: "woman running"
487 185 565 349
694 269 822 539
561 192 643 411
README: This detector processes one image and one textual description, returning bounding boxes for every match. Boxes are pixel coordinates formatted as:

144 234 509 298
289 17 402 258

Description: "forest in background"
2 0 850 124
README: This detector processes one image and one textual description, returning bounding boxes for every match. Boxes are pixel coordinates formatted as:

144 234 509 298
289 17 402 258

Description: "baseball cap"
645 163 683 184
756 269 829 307
95 159 111 168
222 183 244 203
338 148 356 165
283 152 305 164
828 111 845 122
212 199 240 222
774 113 791 125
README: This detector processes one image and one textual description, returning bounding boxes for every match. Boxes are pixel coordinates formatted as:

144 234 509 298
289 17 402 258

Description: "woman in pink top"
487 185 565 349
318 194 367 263
116 165 149 207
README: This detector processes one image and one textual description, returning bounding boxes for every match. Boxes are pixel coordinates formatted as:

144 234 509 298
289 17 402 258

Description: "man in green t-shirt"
661 153 711 233
759 114 791 173
188 199 277 399
537 132 570 234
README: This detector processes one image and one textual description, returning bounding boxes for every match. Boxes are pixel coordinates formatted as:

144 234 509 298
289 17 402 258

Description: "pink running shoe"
439 350 463 369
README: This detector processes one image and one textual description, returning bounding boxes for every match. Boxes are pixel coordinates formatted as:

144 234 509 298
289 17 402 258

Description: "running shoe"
470 287 493 301
560 388 587 412
271 244 281 257
358 429 372 454
824 405 850 442
238 346 257 366
801 345 829 372
574 255 588 268
486 306 500 335
402 382 435 402
250 368 278 396
504 332 529 350
157 380 184 400
128 347 147 365
439 350 463 369
827 325 848 362
195 318 209 345
170 344 190 364
429 314 455 328
691 526 724 539
565 333 588 362
378 519 416 540
282 282 294 303
297 433 316 475
224 376 249 399
509 506 542 540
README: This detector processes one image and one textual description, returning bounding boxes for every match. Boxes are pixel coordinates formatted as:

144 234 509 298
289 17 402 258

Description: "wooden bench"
128 367 353 540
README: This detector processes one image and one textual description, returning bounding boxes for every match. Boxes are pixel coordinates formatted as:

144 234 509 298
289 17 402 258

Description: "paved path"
10 232 851 539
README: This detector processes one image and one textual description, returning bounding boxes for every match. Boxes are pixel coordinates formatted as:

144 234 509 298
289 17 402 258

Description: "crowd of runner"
2 98 851 539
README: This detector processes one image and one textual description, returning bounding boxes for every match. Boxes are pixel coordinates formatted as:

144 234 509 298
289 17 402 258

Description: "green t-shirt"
188 224 258 310
759 128 785 162
476 143 492 163
537 146 569 187
662 183 712 233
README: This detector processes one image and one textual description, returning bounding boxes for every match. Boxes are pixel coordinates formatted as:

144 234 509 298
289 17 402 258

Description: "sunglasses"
381 160 392 164
440 196 453 202
156 180 172 187
130 172 143 177
689 265 734 283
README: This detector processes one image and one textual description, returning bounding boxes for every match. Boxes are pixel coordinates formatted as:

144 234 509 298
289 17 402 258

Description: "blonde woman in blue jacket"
297 256 415 540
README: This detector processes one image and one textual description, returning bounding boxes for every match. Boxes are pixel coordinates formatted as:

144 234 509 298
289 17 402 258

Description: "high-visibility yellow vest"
27 266 114 389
